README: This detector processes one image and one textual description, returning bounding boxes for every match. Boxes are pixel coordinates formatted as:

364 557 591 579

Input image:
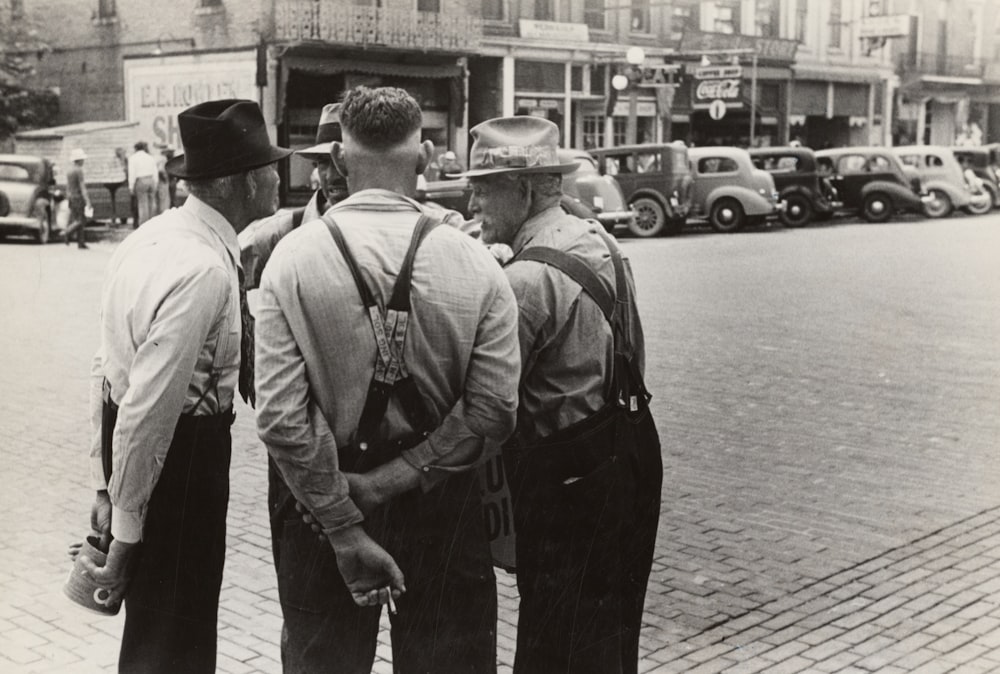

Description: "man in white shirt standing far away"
128 140 159 227
79 99 291 673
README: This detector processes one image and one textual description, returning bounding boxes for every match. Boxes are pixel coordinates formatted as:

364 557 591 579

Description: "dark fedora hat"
462 116 578 178
296 103 342 160
166 99 292 180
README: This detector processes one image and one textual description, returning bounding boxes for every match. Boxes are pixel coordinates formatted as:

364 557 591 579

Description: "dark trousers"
504 403 662 674
268 459 497 674
102 401 233 674
65 197 87 247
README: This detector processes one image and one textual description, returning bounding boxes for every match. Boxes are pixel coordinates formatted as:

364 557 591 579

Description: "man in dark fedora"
80 99 290 673
465 116 662 674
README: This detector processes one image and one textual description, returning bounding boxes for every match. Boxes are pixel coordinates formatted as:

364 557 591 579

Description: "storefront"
787 73 883 149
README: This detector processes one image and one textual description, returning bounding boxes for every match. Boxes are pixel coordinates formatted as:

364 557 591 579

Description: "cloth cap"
462 116 578 178
166 99 292 180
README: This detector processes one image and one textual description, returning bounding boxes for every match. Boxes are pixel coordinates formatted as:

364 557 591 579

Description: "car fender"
628 188 671 216
705 185 772 216
859 180 924 210
920 178 971 208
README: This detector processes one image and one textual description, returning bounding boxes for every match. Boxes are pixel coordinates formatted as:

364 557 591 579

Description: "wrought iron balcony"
895 51 985 79
274 0 482 52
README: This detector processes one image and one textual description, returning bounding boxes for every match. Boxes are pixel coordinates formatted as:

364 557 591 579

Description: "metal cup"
63 536 121 616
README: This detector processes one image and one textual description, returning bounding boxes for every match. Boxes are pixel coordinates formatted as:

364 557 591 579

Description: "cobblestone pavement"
1 213 999 673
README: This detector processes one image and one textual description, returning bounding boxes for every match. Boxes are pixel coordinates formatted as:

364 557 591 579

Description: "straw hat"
69 148 88 162
462 117 578 178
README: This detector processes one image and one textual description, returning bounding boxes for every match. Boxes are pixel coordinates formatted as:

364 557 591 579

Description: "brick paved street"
1 213 999 673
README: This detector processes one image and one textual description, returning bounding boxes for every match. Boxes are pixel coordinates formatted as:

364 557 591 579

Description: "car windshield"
0 163 34 182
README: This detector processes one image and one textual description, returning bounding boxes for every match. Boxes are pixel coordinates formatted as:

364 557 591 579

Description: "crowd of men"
76 86 662 674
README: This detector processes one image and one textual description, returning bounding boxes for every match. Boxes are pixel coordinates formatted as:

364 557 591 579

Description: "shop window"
631 0 649 33
97 0 116 19
584 0 605 30
713 1 740 35
514 61 564 93
755 0 778 38
571 66 584 92
534 0 553 21
829 0 842 49
592 65 607 96
482 0 505 21
795 0 808 43
583 115 604 149
417 0 440 11
698 156 738 173
671 0 699 37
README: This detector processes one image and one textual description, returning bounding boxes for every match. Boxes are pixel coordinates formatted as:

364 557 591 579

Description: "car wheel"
862 192 893 223
923 189 953 218
965 193 992 216
708 198 745 233
628 197 666 237
984 183 1000 210
780 193 813 228
32 199 50 244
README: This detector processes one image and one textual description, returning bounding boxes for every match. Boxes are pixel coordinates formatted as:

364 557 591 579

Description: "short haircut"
134 141 148 152
185 164 271 202
339 86 422 150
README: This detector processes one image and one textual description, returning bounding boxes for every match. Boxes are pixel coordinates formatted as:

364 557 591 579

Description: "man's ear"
330 142 348 178
417 139 435 175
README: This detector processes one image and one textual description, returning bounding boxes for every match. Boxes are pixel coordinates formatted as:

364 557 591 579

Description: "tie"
238 268 255 408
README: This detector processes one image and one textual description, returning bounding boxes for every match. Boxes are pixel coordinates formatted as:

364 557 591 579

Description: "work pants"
133 176 156 226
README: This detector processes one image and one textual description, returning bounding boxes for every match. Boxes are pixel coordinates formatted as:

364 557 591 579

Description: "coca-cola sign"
692 77 743 109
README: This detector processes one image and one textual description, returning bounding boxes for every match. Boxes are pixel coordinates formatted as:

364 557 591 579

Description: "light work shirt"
127 150 159 190
255 189 520 534
88 195 242 543
239 190 327 290
505 206 646 443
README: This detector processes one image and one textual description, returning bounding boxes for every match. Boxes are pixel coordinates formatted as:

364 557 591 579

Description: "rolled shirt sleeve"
255 272 364 534
107 266 230 544
89 346 107 491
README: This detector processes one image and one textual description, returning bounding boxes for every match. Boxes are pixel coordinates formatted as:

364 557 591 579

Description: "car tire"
0 190 10 217
32 199 50 245
708 198 745 233
923 189 953 218
861 192 893 223
983 183 1000 210
780 193 813 228
628 197 666 237
965 193 993 216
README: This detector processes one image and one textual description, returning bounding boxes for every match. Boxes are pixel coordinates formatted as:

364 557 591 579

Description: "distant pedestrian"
128 141 158 227
64 148 92 249
79 99 290 673
154 144 172 214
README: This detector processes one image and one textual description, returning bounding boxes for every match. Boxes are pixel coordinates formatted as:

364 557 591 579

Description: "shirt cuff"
110 506 143 544
314 495 365 535
401 439 481 492
90 456 108 491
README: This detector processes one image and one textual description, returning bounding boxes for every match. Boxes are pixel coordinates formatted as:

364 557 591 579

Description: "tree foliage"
0 2 58 138
0 84 59 139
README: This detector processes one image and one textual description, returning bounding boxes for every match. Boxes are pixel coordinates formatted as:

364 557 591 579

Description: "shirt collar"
511 205 563 256
332 188 424 212
182 195 241 270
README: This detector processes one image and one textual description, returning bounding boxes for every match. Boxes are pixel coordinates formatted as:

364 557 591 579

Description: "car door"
692 154 740 212
831 154 868 208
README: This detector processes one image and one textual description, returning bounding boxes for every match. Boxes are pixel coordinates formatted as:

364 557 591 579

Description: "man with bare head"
255 86 519 673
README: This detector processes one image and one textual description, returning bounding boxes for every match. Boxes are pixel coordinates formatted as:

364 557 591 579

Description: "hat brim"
294 142 333 159
166 146 294 180
461 161 579 179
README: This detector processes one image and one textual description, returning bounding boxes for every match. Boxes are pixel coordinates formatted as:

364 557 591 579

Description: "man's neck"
194 194 251 234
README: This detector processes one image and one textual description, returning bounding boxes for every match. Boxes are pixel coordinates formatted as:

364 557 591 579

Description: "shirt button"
422 467 430 472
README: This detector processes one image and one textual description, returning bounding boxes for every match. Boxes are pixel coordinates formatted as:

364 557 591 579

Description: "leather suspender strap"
514 247 615 323
321 213 439 448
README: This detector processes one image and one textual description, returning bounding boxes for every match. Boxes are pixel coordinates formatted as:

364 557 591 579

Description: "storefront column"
502 56 515 117
563 62 572 148
916 97 927 145
882 78 895 146
867 82 877 145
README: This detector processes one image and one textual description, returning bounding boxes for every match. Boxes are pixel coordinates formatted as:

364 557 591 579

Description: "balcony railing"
275 1 482 52
895 51 985 79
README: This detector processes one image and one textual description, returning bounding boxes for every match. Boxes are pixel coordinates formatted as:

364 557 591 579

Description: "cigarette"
386 589 397 615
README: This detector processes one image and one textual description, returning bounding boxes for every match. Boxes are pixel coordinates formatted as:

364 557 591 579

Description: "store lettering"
139 81 242 108
151 115 181 148
695 79 741 101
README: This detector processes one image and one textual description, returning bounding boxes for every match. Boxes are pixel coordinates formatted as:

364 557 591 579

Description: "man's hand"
327 525 405 608
90 490 112 551
77 539 138 607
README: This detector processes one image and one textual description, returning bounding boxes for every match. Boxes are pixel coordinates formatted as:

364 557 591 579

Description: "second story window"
98 0 116 19
672 0 700 37
417 0 440 11
534 0 553 21
795 0 808 43
713 1 740 35
631 0 650 32
10 0 24 21
584 0 605 30
829 0 842 49
755 0 778 37
482 0 504 21
199 0 222 6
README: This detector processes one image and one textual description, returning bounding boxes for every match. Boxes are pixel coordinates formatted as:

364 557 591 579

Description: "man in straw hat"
465 116 663 674
254 85 519 672
64 147 93 249
79 99 290 673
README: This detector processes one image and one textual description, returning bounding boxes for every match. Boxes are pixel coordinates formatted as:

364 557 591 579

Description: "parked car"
687 146 782 233
951 145 1000 211
894 145 989 217
814 147 931 223
0 154 64 244
419 149 634 232
748 146 841 227
588 142 692 237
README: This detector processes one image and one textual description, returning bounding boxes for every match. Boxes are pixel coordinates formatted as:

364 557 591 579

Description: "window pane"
796 0 808 42
584 0 605 30
829 0 842 48
482 0 504 20
714 2 740 34
755 0 778 37
417 0 440 11
534 0 552 21
631 0 649 32
672 1 700 35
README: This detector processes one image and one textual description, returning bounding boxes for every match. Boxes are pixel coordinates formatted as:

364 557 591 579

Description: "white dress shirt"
254 189 520 534
89 195 241 543
127 150 159 191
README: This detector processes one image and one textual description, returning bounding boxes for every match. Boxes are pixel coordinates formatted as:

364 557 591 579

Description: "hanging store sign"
692 65 743 79
612 101 658 117
692 78 743 109
679 29 799 64
857 14 913 39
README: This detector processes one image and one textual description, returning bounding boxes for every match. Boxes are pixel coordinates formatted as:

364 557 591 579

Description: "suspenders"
513 231 651 414
321 213 439 451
